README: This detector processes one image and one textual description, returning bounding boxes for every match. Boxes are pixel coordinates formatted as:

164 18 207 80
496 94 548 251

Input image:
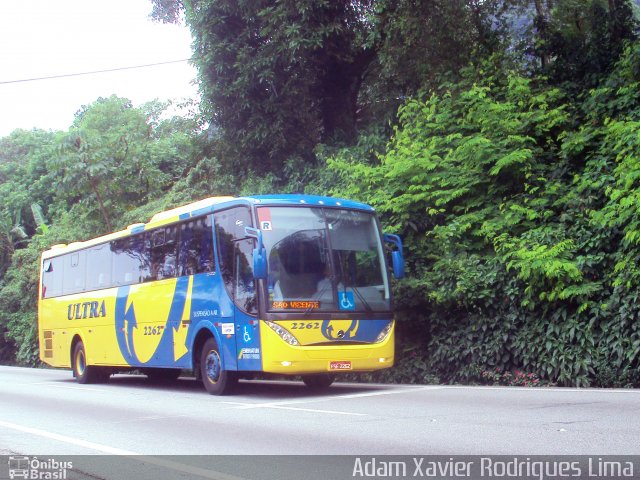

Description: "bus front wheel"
72 342 108 384
302 374 335 390
200 338 236 395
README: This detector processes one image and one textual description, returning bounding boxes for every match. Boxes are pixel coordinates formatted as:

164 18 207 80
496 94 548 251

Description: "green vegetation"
1 0 639 387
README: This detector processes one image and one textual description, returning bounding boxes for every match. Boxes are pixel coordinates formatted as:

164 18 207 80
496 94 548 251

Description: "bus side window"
235 239 257 314
42 257 63 298
112 239 129 285
215 215 234 285
199 216 214 273
112 236 148 285
63 251 86 295
86 244 112 290
150 226 177 280
178 215 214 277
215 207 256 314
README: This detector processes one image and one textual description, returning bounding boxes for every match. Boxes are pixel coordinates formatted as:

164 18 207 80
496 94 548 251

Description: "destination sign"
271 301 320 310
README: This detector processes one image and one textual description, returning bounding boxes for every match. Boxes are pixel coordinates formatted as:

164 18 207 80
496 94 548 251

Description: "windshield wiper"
345 283 373 314
332 251 373 314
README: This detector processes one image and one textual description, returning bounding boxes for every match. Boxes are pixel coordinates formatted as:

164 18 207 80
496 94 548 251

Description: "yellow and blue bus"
38 195 404 394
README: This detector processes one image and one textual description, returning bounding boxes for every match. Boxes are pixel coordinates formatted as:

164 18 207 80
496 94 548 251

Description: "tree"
0 96 209 366
0 130 59 235
373 0 505 96
517 0 637 84
0 129 60 278
55 96 174 232
185 0 378 174
328 42 640 387
150 0 507 176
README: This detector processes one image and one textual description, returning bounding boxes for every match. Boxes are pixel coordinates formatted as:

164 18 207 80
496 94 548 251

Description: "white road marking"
263 405 367 416
323 385 444 401
8 381 108 393
218 401 252 406
0 419 136 455
241 385 439 408
222 385 439 415
35 383 107 392
112 414 189 425
219 401 365 416
0 419 249 480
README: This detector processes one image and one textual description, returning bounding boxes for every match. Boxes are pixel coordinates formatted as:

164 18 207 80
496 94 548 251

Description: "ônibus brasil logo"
8 456 72 480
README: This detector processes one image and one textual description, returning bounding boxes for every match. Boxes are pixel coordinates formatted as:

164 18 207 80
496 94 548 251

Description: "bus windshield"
257 207 391 313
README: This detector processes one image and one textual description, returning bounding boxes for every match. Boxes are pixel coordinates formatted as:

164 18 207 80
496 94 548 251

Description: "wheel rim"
76 349 86 376
205 349 221 384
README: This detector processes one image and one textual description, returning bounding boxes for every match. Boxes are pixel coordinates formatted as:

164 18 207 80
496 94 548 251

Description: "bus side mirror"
253 247 268 280
245 227 268 280
391 251 404 279
384 234 405 279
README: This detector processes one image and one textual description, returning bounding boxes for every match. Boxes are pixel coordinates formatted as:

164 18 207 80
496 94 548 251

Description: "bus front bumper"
259 322 395 375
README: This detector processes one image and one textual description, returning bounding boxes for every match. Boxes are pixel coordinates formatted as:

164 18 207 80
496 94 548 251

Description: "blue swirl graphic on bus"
114 277 191 366
115 286 140 364
321 319 359 340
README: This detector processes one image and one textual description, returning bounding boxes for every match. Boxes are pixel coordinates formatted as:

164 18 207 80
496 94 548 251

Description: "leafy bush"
477 367 546 387
329 44 640 387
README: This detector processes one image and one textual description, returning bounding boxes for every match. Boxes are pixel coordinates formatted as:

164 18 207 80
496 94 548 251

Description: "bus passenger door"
215 207 261 372
233 239 261 371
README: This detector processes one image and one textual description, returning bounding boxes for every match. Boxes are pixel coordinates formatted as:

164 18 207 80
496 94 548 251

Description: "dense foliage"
0 97 210 364
153 0 502 176
330 43 640 387
1 0 639 387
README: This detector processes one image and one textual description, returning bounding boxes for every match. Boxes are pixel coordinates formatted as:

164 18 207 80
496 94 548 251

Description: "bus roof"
246 194 374 211
42 194 374 257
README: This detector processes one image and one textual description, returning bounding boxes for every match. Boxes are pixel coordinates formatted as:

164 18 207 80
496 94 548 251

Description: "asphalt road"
0 366 638 479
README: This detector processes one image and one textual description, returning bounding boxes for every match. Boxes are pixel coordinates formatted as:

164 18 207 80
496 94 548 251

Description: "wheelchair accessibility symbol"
243 326 252 343
339 291 356 311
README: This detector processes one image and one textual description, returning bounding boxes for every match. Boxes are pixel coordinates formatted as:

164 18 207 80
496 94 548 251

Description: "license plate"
330 361 352 371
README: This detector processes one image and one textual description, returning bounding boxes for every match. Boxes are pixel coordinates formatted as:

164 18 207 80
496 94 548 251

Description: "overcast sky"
0 0 198 137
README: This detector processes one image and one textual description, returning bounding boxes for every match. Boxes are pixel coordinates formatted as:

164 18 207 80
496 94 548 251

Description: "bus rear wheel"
302 374 335 390
72 342 108 384
200 338 236 395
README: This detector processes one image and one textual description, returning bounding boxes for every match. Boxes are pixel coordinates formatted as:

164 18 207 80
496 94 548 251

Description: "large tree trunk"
319 48 376 144
87 173 112 232
533 0 552 69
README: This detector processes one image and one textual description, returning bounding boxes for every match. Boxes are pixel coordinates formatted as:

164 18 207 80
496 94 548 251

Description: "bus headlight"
264 320 299 346
375 321 393 343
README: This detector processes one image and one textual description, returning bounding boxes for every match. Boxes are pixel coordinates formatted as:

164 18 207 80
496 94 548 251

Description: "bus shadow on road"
232 378 381 399
54 372 387 399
